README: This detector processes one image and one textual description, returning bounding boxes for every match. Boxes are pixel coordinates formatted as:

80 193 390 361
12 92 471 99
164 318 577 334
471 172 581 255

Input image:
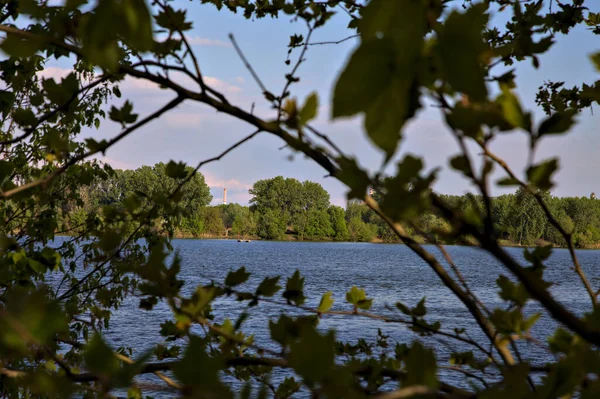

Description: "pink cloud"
186 36 231 47
204 171 252 191
96 156 136 170
204 76 242 93
36 66 72 81
165 112 203 128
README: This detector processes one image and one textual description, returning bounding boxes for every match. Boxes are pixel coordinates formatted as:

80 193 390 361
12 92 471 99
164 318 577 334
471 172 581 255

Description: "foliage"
1 0 600 398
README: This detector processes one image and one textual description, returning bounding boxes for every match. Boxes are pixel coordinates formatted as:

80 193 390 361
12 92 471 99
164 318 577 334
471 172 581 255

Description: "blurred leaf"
282 270 306 306
256 276 281 297
225 266 250 287
345 286 373 310
404 342 438 388
497 275 529 307
298 92 318 125
497 84 531 131
333 0 425 159
538 110 576 137
127 387 142 399
437 3 489 102
109 101 138 126
173 336 232 398
288 327 335 385
591 52 600 72
318 291 334 313
84 334 120 375
526 158 559 190
165 160 187 179
336 157 370 200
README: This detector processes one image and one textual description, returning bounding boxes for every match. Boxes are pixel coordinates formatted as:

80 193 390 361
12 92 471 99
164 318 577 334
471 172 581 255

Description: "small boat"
245 240 251 243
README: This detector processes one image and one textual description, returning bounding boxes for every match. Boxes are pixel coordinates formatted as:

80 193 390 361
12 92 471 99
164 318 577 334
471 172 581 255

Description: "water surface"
64 240 600 396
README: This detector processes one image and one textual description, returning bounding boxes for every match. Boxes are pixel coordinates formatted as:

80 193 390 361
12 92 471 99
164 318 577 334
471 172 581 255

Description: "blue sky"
42 1 600 205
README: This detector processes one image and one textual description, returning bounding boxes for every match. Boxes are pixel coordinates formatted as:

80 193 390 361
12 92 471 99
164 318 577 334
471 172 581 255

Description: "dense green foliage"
71 171 600 247
1 0 600 398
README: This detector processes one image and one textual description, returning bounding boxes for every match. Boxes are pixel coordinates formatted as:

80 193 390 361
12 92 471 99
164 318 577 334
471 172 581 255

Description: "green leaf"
0 34 43 58
548 328 574 354
332 39 397 119
225 266 250 287
497 275 529 307
122 0 154 51
127 387 142 399
332 20 422 159
497 84 531 131
12 108 37 127
538 110 576 137
165 160 187 179
345 286 373 310
288 327 335 385
359 0 425 45
282 270 306 306
84 334 120 375
449 155 472 176
317 291 334 313
42 73 79 107
363 78 419 159
396 302 411 316
335 157 370 200
412 298 427 317
255 276 281 297
526 158 559 190
298 92 318 125
404 342 438 388
523 313 541 331
173 336 232 398
524 245 553 263
497 177 520 186
591 52 600 72
437 3 489 102
109 101 138 126
155 6 193 31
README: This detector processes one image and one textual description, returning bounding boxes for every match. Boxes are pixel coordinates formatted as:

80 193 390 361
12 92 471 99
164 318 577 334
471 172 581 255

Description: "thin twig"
229 33 269 96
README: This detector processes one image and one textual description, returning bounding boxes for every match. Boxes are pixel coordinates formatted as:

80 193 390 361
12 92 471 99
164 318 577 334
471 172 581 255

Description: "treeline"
61 167 600 247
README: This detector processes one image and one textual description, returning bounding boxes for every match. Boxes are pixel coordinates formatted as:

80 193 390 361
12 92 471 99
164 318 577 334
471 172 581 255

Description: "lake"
57 239 600 397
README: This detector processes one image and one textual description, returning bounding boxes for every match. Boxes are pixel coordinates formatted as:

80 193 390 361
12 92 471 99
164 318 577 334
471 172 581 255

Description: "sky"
41 1 600 206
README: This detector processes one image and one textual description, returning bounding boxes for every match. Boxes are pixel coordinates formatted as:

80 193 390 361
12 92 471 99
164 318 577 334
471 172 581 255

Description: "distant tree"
257 209 286 240
305 209 334 239
328 205 349 241
229 205 257 237
203 207 225 236
250 177 331 235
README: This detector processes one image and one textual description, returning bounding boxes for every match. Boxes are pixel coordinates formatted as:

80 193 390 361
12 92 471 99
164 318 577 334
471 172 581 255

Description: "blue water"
51 239 600 397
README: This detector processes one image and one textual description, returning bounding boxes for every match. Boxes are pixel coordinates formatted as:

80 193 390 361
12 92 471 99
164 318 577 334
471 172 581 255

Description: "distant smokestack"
223 188 227 205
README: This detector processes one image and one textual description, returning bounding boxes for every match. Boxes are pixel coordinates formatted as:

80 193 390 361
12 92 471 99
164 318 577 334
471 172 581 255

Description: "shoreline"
57 233 600 250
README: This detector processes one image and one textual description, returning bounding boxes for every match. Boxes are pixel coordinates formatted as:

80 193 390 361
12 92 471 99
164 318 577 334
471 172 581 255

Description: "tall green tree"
328 205 349 241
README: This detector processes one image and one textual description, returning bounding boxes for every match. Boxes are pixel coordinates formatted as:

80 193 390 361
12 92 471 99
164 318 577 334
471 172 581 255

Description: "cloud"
204 171 252 191
204 76 242 93
235 76 245 84
96 156 136 170
121 74 241 95
36 67 73 81
121 76 162 91
209 188 252 205
36 65 241 98
165 112 203 128
186 36 231 47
